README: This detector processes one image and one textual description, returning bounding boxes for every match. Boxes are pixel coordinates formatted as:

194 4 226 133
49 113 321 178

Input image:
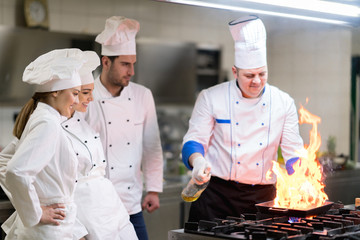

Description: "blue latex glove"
285 157 300 175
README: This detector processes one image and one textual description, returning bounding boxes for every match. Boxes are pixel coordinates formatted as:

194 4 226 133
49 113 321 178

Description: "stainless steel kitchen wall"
0 27 197 106
0 26 98 106
133 38 197 105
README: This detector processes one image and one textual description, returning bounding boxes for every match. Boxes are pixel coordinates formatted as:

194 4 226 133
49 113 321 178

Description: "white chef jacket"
0 138 18 201
85 77 163 215
183 81 304 185
5 102 82 240
62 111 137 240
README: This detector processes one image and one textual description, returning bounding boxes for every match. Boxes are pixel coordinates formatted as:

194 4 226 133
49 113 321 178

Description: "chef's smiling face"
52 87 80 118
232 65 268 98
73 83 94 113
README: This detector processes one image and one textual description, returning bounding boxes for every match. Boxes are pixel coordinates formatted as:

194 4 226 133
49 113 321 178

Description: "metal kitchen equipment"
255 200 334 218
133 38 197 105
170 203 360 239
0 25 99 106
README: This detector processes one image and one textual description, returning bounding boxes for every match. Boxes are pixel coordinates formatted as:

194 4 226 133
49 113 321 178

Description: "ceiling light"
244 0 360 17
154 0 360 27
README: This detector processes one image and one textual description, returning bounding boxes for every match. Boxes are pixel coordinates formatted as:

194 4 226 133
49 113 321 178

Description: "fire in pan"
255 200 334 218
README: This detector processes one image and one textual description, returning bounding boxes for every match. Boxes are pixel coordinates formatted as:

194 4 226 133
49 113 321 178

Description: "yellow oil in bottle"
181 178 209 202
181 194 200 202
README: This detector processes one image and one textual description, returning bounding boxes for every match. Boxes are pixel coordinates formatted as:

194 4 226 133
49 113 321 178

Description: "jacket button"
127 142 130 145
127 119 129 122
77 119 80 122
102 101 105 104
75 180 78 183
128 98 131 101
109 144 112 147
65 125 68 128
108 122 111 124
111 167 114 170
76 153 79 156
129 165 132 168
94 136 97 139
128 186 131 189
93 164 96 167
84 140 87 143
103 160 106 162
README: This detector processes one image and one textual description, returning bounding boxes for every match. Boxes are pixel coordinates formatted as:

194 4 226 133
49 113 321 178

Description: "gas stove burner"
183 208 360 239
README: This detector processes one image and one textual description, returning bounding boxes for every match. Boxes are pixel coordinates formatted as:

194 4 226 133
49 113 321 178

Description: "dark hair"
13 92 52 139
101 55 118 64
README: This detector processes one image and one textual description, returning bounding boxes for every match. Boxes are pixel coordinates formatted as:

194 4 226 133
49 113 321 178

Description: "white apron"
85 77 163 215
62 111 137 240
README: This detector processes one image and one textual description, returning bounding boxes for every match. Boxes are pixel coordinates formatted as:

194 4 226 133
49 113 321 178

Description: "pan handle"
268 207 289 214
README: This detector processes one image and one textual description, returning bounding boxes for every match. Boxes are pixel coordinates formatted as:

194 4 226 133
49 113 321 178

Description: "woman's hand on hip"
40 203 66 225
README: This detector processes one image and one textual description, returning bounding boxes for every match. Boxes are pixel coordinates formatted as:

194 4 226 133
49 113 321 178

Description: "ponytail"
13 92 52 139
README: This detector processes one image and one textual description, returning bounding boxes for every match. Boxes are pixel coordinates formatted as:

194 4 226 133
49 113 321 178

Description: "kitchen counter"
324 168 360 204
144 176 191 240
169 229 218 240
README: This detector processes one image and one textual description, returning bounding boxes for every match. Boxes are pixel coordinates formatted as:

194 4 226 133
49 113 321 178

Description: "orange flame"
267 104 328 210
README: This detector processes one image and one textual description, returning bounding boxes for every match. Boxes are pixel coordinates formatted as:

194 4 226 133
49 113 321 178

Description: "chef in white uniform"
3 49 87 239
61 49 138 239
182 15 304 222
84 16 163 240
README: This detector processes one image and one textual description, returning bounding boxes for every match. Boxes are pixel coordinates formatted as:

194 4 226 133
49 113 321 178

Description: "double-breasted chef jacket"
0 139 87 239
61 111 137 240
183 80 304 185
4 102 82 240
85 77 163 215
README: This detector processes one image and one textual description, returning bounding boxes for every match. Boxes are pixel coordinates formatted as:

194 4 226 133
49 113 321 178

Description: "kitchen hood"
0 26 99 106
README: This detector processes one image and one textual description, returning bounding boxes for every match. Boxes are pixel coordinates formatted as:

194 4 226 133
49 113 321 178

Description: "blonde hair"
13 92 52 139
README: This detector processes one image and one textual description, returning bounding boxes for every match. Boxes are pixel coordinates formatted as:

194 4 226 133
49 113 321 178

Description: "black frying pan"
255 200 334 218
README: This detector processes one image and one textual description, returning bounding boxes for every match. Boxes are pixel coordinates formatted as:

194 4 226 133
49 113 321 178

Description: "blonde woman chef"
61 49 138 239
3 49 86 240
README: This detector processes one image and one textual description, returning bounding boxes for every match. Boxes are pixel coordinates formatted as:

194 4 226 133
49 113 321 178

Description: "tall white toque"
229 15 267 69
95 16 140 56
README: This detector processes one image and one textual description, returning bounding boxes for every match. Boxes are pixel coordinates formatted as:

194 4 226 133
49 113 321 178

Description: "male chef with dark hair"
84 16 163 240
181 15 304 222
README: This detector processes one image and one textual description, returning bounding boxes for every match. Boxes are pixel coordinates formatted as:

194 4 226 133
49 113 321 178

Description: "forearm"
188 153 204 168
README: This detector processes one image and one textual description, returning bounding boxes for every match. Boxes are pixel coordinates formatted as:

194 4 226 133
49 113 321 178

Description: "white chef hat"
95 16 140 56
78 51 100 85
229 15 267 69
23 49 83 93
51 48 100 85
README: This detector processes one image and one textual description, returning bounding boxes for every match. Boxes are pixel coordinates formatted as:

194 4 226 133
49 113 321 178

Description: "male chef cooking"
84 16 163 240
181 15 304 222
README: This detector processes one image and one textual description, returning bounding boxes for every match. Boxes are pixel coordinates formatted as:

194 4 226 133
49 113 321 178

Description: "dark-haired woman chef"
3 49 85 239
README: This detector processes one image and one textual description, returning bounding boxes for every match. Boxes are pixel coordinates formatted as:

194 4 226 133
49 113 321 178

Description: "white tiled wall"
0 0 356 155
